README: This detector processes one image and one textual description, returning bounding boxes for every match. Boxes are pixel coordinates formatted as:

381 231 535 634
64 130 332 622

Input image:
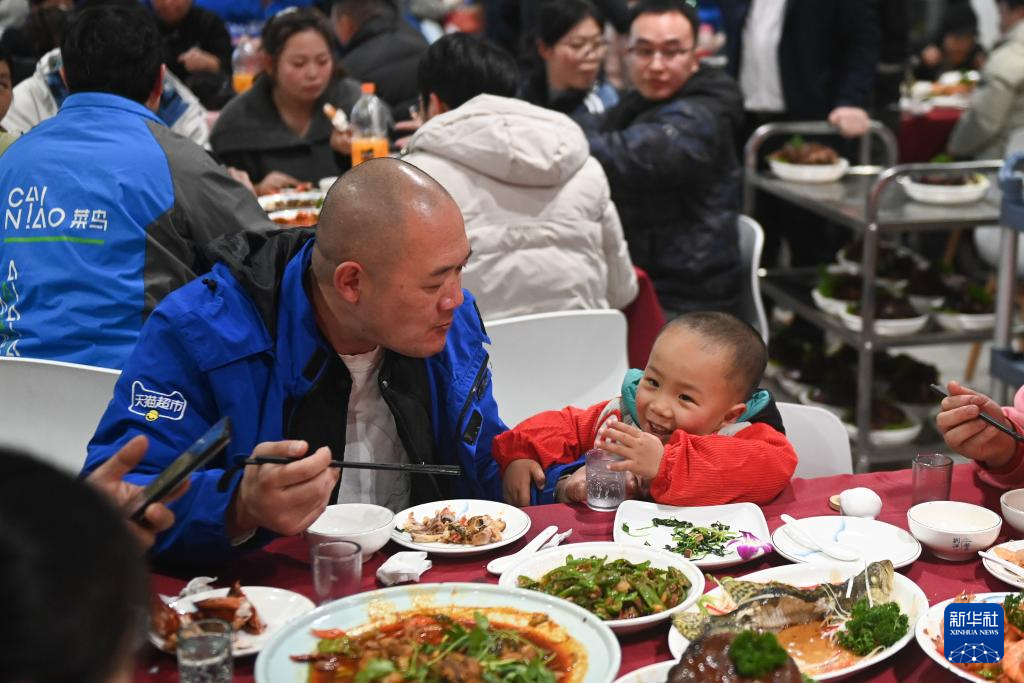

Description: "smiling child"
494 311 797 506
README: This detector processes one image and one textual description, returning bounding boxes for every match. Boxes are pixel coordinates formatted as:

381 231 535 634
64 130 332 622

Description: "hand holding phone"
124 417 232 523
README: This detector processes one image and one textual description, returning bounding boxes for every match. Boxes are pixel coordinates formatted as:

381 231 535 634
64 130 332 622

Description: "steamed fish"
673 560 895 641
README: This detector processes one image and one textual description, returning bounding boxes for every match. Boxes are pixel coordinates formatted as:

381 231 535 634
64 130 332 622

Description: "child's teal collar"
620 368 768 426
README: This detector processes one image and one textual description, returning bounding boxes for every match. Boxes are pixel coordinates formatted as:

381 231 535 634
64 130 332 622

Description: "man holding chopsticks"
81 159 507 565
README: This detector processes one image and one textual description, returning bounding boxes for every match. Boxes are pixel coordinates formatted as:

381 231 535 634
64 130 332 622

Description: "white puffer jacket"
402 94 638 321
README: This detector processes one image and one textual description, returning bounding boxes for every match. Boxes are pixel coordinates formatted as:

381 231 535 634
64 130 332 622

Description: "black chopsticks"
240 456 463 476
930 384 1024 442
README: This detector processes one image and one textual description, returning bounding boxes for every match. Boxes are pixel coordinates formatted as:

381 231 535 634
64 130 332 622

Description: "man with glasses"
581 0 743 319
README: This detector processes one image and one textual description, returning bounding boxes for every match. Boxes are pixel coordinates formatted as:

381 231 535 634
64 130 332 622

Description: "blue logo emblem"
944 603 1003 664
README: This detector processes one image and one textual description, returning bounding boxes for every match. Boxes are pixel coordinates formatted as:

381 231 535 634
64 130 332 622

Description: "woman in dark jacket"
520 0 618 119
210 8 360 194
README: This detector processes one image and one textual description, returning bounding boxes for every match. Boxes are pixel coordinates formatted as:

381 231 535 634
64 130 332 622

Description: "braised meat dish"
771 139 839 165
399 506 507 545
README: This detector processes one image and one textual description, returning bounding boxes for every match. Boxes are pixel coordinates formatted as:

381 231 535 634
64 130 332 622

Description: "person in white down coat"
402 32 638 322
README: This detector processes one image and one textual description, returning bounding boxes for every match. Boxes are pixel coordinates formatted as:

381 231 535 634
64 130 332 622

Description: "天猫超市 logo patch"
944 602 1003 664
129 381 186 421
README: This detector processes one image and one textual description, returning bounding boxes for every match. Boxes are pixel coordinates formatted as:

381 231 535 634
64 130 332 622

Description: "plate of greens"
499 542 704 634
612 501 773 569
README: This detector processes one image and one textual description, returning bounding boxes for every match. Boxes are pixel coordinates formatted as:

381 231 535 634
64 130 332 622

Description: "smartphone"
125 416 232 523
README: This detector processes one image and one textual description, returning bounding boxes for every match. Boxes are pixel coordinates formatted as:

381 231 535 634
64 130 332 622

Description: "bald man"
82 159 506 564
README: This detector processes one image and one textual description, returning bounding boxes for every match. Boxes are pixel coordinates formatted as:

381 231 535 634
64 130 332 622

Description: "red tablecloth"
139 464 1009 681
899 107 964 163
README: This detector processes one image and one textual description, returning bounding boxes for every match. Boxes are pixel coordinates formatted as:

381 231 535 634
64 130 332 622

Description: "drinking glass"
912 453 954 506
177 618 233 683
585 448 626 512
312 540 362 605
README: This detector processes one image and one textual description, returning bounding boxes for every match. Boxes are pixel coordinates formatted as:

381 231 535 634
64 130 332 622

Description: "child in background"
495 311 797 506
0 46 15 155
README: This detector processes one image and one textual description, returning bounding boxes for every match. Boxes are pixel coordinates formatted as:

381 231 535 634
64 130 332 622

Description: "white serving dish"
613 661 675 683
909 294 945 315
612 500 771 569
844 414 923 448
391 499 531 556
838 307 929 336
267 208 319 227
150 586 315 657
916 592 1009 682
770 157 850 184
811 288 855 317
907 500 1001 560
667 563 928 680
771 515 921 568
981 539 1024 588
1002 488 1024 536
254 583 621 683
305 503 395 561
932 310 996 332
898 174 990 205
499 541 704 634
257 190 324 212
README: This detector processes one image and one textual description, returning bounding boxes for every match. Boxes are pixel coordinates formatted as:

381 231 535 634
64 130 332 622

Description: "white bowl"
811 288 854 316
909 294 944 316
305 503 395 562
907 500 1001 560
844 415 922 448
1001 489 1024 536
898 174 990 205
838 307 929 336
499 541 704 634
932 310 996 332
770 157 849 184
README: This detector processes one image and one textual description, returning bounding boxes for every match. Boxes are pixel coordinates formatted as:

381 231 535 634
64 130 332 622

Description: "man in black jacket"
330 0 426 120
581 0 742 318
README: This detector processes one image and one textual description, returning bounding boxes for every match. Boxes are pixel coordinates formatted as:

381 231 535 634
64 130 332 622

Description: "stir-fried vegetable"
1005 592 1024 631
729 631 789 678
516 555 690 620
293 612 562 683
622 519 740 560
836 599 909 656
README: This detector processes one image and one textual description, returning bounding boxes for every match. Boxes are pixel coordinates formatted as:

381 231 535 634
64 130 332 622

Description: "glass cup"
912 453 954 506
176 618 233 683
585 448 627 512
312 540 362 605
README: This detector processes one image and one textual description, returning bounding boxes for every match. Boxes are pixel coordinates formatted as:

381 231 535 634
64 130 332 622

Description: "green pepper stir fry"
622 519 740 560
516 555 691 620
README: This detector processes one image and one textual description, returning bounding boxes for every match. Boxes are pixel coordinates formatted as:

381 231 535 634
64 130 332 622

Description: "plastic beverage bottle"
231 38 261 94
350 82 389 166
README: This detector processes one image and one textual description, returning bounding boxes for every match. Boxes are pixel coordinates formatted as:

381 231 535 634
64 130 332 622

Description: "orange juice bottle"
231 38 260 94
349 82 389 166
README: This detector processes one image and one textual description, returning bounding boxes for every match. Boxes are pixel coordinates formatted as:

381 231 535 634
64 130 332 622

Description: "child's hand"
600 421 665 480
502 459 546 507
555 466 642 504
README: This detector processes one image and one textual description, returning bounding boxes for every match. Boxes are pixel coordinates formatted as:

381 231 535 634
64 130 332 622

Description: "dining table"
139 463 1015 682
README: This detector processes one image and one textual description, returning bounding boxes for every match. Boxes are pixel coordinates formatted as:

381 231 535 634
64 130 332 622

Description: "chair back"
0 357 119 473
485 310 628 427
736 214 769 341
777 401 853 478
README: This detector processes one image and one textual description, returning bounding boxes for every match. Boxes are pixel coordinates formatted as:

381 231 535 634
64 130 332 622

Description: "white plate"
267 208 319 227
838 307 930 336
770 157 849 184
257 190 324 212
899 175 990 205
613 660 676 683
612 500 772 569
915 591 1009 682
909 294 945 315
982 540 1024 588
933 310 997 332
254 582 621 683
391 499 531 555
844 415 923 448
811 288 855 317
499 541 704 634
150 586 314 657
668 563 929 680
772 516 922 569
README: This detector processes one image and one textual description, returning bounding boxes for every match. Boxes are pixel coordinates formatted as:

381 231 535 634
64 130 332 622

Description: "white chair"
0 357 120 474
737 214 770 342
485 310 629 427
776 401 853 478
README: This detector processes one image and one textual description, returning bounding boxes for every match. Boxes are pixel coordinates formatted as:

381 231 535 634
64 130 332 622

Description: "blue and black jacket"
82 229 505 566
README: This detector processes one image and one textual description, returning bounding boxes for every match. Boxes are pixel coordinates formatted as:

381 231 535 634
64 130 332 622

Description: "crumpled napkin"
376 552 432 586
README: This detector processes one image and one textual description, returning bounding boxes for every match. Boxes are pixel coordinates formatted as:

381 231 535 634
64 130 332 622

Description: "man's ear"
722 402 748 426
146 64 165 111
333 261 364 304
59 66 68 89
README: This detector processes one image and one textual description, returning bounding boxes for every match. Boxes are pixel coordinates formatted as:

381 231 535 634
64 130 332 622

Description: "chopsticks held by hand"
240 456 462 476
930 384 1024 442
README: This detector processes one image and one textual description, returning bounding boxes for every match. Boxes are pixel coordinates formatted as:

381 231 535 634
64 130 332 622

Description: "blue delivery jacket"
82 230 506 565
